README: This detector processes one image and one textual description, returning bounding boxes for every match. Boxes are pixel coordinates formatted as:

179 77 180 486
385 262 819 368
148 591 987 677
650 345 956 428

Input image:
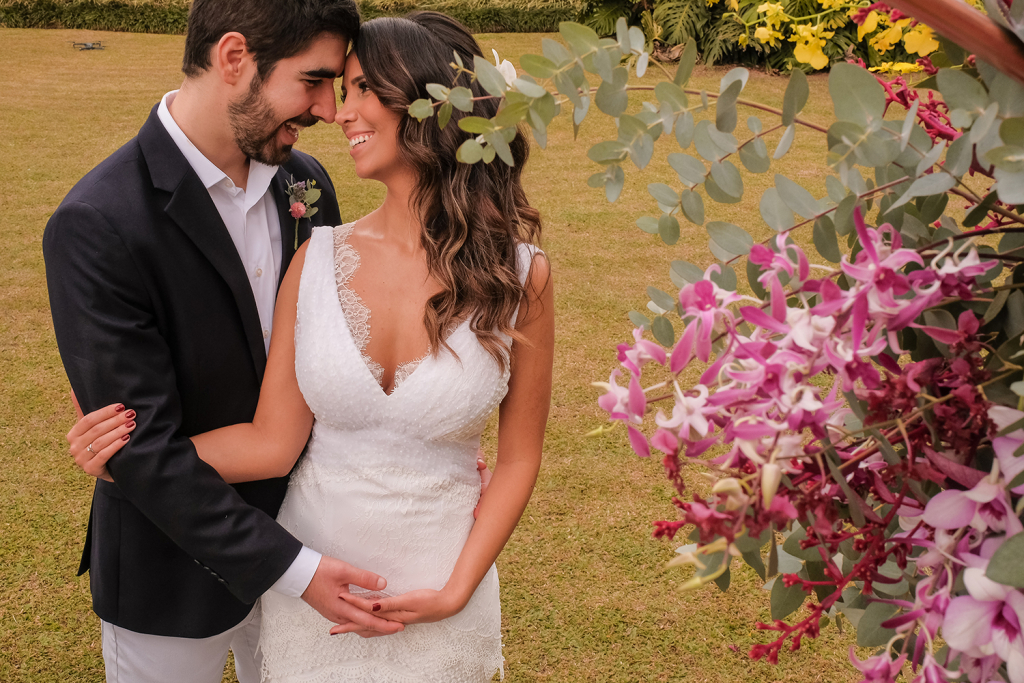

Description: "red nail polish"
122 435 130 442
115 404 125 413
124 410 136 420
125 421 136 429
372 603 381 612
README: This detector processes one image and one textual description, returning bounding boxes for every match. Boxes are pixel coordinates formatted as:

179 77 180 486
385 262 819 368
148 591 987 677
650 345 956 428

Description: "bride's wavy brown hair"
353 11 542 371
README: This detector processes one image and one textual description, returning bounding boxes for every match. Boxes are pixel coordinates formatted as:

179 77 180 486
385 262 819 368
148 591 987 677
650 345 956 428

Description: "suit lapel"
271 171 301 285
138 107 269 381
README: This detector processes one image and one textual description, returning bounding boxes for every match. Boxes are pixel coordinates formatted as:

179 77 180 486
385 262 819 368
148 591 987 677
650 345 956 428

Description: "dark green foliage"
0 0 583 35
0 0 189 34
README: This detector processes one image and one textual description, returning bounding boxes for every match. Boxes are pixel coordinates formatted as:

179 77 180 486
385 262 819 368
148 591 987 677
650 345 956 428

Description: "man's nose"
311 85 338 123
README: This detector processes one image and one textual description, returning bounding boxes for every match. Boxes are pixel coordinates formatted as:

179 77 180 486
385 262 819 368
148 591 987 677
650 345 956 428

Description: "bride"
67 11 553 682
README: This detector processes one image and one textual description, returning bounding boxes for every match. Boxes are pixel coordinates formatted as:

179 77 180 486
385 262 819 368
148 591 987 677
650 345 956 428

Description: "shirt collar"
157 90 279 200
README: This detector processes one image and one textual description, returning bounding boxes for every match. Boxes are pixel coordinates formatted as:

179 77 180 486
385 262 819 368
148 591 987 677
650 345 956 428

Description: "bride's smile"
337 56 405 182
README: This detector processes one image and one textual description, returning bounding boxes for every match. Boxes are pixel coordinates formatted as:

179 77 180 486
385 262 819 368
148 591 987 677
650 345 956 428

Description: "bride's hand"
332 588 466 633
67 402 137 481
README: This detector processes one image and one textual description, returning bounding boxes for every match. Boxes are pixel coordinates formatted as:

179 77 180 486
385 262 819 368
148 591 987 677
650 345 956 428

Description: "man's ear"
212 32 253 86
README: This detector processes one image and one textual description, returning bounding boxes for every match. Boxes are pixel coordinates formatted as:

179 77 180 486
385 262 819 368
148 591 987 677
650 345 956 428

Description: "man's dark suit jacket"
43 104 342 638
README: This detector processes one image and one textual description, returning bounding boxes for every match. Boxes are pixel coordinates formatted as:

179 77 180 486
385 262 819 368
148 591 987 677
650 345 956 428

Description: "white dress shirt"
157 91 321 599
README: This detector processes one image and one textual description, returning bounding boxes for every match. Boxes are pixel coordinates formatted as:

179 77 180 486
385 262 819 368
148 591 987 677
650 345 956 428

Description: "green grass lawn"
0 28 860 682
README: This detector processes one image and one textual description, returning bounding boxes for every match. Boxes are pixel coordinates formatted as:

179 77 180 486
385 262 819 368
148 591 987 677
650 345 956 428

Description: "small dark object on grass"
71 41 104 50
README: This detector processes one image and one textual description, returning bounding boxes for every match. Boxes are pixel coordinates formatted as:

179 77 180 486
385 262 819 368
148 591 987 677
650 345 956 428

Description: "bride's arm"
68 244 315 484
339 253 554 626
187 243 314 482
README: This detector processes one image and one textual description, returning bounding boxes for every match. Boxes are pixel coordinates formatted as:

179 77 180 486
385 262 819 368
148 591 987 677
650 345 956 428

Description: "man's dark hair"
182 0 359 79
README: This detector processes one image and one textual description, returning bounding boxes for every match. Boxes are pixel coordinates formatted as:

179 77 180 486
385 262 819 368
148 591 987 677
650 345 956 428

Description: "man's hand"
333 587 465 633
301 556 404 637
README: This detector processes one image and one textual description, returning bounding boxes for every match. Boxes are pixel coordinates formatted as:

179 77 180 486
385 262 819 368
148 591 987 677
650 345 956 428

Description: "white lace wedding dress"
259 224 537 682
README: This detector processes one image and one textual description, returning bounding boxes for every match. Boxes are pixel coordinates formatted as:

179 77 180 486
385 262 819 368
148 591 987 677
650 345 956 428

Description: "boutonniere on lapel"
286 176 321 249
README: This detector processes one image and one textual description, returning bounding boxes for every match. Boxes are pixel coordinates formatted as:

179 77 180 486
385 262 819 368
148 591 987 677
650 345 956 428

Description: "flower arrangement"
412 2 1024 679
285 176 320 249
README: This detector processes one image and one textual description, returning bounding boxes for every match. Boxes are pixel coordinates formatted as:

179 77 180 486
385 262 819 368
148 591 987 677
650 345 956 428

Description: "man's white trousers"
101 603 261 683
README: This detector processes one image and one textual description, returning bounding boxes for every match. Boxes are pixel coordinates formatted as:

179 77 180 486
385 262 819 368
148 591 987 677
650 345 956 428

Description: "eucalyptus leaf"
716 79 742 134
856 601 898 647
652 315 675 346
710 161 743 198
473 55 508 98
710 264 737 291
671 260 705 286
890 173 957 211
426 83 450 101
587 140 628 164
520 53 557 79
705 175 742 204
655 81 688 113
595 66 628 117
408 98 435 121
707 221 753 256
829 63 886 127
628 310 651 328
760 188 794 232
814 216 841 263
770 576 807 621
782 68 809 127
775 124 796 159
694 120 725 162
680 189 705 225
437 101 453 129
668 153 707 186
674 40 697 86
456 138 484 163
648 183 679 208
636 216 660 234
938 67 991 113
648 286 677 312
541 38 572 66
676 111 695 149
739 139 771 173
559 21 602 56
512 77 548 99
659 214 680 245
775 174 819 219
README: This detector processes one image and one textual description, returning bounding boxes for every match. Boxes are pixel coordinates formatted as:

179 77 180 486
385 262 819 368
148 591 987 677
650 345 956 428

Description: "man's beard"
228 75 318 166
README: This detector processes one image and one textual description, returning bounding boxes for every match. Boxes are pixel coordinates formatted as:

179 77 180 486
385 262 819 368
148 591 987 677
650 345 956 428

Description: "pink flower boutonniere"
286 177 321 249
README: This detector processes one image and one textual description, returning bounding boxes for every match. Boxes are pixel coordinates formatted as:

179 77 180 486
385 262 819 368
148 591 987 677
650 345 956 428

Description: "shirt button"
263 329 270 339
256 268 263 278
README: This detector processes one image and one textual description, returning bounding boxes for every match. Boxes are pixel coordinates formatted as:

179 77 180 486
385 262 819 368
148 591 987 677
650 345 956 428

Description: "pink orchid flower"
990 405 1024 495
655 384 711 439
923 474 1024 535
943 554 1024 683
849 647 907 683
617 327 667 375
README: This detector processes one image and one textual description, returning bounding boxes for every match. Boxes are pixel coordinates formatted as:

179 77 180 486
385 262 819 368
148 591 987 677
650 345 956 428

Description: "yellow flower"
870 23 905 53
754 25 784 48
869 61 924 74
757 2 788 29
857 10 879 41
738 33 749 46
791 23 834 70
903 25 939 55
819 0 844 9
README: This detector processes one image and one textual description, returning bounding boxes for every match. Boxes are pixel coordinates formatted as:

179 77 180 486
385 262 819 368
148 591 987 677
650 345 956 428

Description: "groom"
43 0 403 680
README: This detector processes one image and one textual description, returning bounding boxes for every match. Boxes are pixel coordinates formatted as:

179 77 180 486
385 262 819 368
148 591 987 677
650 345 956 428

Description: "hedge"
0 0 583 34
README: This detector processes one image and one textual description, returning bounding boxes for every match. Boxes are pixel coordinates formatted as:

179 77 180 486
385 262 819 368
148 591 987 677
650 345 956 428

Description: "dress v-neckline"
331 223 431 397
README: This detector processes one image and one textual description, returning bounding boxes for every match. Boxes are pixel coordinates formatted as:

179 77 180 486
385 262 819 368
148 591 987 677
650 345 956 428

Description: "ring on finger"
86 442 96 455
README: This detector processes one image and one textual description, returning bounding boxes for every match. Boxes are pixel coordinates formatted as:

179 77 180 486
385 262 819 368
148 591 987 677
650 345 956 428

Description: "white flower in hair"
492 49 516 86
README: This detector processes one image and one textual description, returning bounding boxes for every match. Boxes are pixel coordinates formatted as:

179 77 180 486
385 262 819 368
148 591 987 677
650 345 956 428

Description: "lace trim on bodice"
333 224 423 394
